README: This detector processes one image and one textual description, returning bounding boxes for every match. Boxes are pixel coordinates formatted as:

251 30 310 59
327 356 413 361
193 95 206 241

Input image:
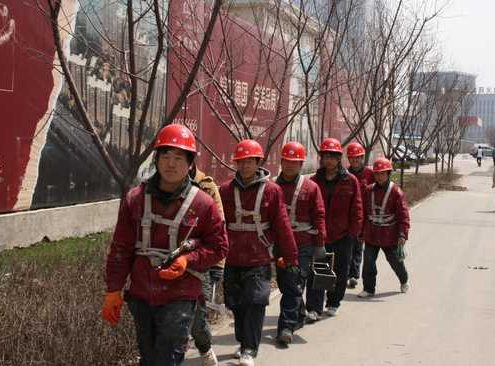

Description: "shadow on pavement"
475 210 495 214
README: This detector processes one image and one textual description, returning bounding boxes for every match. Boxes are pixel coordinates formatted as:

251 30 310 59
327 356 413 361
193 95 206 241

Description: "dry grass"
393 171 461 206
0 233 138 366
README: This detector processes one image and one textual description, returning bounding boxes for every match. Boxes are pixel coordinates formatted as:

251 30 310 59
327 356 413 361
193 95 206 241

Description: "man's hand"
276 257 300 274
102 291 123 326
396 237 407 261
158 255 188 280
313 246 327 260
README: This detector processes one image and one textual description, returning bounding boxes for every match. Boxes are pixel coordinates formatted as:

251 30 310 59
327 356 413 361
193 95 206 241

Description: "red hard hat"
281 141 306 161
346 142 365 158
373 158 393 173
233 139 264 160
320 138 343 153
154 124 197 153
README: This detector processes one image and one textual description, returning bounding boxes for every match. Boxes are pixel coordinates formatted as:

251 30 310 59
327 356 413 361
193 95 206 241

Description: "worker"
102 124 228 366
345 142 374 289
358 157 410 298
189 163 225 366
309 138 363 319
220 139 298 366
274 141 327 346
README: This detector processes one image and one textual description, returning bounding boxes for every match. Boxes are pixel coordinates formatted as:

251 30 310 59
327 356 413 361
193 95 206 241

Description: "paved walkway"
186 157 495 366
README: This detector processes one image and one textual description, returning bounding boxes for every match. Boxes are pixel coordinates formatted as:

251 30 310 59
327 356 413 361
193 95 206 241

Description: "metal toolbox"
311 253 336 291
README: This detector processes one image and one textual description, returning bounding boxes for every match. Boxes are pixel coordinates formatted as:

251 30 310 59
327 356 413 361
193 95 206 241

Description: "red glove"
102 291 123 326
158 256 188 280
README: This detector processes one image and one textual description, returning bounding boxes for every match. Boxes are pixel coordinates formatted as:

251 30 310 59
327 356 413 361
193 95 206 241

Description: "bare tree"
336 0 445 166
39 0 223 194
172 0 357 175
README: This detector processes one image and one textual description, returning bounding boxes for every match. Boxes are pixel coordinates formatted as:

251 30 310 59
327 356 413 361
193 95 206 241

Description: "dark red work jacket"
311 168 363 244
276 175 326 247
105 178 228 306
363 182 410 247
220 169 298 267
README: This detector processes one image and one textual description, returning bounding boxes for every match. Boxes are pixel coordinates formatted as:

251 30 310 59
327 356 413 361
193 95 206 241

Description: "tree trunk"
364 148 372 166
400 159 405 188
435 151 439 174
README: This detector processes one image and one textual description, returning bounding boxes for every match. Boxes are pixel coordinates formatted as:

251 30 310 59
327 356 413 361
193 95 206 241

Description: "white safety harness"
287 176 318 235
227 182 272 248
369 182 396 227
135 186 200 266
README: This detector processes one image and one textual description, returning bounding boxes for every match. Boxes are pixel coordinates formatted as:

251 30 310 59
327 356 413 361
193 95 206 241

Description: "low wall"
0 199 120 251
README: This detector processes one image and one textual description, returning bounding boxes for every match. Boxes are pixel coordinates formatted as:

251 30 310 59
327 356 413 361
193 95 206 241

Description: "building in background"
463 88 495 145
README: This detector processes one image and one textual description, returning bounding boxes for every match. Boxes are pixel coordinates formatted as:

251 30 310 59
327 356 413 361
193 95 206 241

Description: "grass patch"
0 232 138 366
392 171 460 206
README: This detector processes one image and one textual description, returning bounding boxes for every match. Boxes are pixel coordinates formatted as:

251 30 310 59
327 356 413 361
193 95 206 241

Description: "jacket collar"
234 167 270 189
146 172 193 204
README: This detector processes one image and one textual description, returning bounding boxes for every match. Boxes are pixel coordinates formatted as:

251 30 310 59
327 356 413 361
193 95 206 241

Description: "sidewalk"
185 157 495 366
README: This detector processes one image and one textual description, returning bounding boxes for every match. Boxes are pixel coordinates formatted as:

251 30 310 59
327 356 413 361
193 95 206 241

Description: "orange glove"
158 255 188 280
102 291 123 326
276 257 287 269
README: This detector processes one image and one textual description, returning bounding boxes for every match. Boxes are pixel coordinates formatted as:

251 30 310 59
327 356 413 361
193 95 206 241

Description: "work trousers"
348 237 364 279
362 244 409 294
191 273 214 354
276 245 314 334
308 236 353 311
127 298 196 366
224 265 271 352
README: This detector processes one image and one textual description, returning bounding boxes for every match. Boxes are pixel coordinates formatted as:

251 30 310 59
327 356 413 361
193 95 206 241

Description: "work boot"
306 310 320 323
200 348 218 366
239 349 256 366
347 277 358 289
325 306 338 317
234 347 242 359
276 328 293 345
357 290 374 298
400 283 409 293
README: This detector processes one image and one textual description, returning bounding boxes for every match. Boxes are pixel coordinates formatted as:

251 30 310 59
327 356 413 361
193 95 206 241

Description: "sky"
436 0 495 88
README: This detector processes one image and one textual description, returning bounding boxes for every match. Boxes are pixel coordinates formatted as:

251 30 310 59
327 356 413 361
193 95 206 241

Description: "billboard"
0 0 337 214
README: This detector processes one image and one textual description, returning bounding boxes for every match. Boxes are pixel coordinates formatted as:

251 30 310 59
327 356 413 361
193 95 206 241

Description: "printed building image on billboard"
0 0 167 213
0 0 339 214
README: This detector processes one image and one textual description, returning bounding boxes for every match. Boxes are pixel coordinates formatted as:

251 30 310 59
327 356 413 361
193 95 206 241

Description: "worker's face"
374 171 390 185
236 158 259 182
349 156 364 170
321 153 341 172
156 148 191 185
281 159 303 180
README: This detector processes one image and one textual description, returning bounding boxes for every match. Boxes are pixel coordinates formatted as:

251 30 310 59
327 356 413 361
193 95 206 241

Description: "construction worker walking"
274 142 327 346
358 158 410 298
310 138 363 319
346 142 375 289
220 140 299 366
102 124 228 366
189 163 225 366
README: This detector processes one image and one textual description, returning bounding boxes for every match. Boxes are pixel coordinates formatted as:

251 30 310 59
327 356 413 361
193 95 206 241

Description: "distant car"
405 145 427 162
392 145 417 162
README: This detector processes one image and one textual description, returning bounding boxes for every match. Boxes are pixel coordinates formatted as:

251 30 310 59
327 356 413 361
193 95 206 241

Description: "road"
186 157 495 366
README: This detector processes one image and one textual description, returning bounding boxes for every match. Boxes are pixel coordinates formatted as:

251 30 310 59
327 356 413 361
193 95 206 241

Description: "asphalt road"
186 157 495 366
